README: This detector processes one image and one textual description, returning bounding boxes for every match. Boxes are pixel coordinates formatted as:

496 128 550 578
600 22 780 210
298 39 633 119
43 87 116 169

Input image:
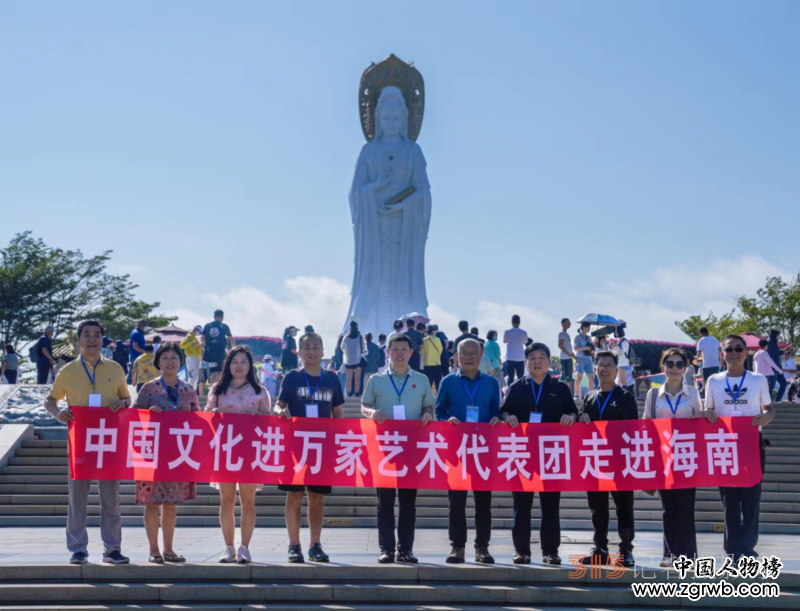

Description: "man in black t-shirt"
578 350 639 568
403 319 424 372
275 332 344 564
201 310 234 384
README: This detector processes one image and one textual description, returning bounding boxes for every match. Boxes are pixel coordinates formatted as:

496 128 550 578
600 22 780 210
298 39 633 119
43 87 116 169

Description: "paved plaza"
1 527 798 572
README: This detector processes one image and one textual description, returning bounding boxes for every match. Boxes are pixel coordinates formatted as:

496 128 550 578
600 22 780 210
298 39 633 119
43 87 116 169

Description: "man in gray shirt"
558 318 577 395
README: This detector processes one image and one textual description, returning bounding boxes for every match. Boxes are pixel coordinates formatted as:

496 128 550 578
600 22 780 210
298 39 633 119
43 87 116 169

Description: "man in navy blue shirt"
36 326 55 384
275 332 344 564
129 320 147 369
501 342 579 565
436 338 500 564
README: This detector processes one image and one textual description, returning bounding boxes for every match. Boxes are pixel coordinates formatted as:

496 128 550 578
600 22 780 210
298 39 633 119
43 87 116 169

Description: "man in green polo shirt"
361 334 435 564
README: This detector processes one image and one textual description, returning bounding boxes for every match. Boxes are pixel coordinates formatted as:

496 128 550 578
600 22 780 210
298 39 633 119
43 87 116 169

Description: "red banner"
68 407 761 492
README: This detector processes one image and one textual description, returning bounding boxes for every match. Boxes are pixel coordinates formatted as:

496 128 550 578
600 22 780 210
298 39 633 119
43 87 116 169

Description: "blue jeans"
767 374 787 401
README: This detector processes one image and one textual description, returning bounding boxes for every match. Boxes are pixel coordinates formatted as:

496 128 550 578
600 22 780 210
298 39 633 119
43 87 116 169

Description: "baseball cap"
45 325 54 332
193 325 203 333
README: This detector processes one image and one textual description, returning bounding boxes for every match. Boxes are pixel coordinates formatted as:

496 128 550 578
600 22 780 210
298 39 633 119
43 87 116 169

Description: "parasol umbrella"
401 312 431 325
577 313 622 327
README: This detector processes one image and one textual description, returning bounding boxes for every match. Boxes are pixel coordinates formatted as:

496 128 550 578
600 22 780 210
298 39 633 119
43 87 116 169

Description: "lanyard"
599 386 617 418
725 371 747 403
461 374 481 402
665 392 682 415
160 377 180 410
302 369 324 401
81 357 99 391
531 378 544 410
389 373 410 402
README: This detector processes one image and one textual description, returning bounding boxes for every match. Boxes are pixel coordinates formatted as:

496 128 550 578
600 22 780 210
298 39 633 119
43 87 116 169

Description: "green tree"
675 310 752 342
0 232 175 350
737 275 800 349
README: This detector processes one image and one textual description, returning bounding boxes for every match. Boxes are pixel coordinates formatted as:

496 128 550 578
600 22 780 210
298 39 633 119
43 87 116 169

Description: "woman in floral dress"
133 342 200 563
206 345 271 564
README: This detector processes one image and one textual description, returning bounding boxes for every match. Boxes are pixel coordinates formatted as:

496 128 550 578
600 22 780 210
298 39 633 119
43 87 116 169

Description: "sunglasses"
723 346 745 353
664 360 686 369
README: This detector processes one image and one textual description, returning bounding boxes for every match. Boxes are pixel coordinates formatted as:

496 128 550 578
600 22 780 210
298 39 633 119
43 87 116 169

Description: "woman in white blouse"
644 348 714 567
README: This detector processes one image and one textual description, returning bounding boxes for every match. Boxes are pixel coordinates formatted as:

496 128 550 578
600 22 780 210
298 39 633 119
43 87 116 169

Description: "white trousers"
186 356 201 389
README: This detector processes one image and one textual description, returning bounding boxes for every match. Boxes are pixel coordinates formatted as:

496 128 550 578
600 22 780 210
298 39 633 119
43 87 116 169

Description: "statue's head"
375 86 408 139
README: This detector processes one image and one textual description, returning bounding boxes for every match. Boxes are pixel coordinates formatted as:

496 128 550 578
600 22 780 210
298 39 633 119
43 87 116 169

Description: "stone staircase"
1 400 800 534
0 562 797 610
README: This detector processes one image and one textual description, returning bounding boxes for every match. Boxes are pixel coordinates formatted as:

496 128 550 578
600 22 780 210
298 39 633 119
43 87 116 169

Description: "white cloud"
171 254 792 357
174 277 351 348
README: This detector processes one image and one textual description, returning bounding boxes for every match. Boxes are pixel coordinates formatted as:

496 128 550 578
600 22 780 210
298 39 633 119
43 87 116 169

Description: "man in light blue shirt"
361 334 435 565
436 338 500 565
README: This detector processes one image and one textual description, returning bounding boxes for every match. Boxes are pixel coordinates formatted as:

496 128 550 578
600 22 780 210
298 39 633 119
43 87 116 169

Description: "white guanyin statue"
343 55 431 336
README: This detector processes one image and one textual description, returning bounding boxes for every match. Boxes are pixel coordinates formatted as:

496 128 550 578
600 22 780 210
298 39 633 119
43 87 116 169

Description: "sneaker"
102 550 130 565
308 543 329 563
660 555 675 568
619 550 635 568
288 544 304 563
69 551 88 565
237 545 252 564
579 547 609 565
218 545 237 563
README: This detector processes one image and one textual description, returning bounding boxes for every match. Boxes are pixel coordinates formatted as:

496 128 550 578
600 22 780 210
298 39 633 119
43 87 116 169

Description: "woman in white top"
643 348 712 566
341 320 367 397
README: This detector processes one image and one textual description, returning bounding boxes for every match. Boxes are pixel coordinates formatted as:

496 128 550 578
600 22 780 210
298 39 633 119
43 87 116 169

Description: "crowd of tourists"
37 308 792 570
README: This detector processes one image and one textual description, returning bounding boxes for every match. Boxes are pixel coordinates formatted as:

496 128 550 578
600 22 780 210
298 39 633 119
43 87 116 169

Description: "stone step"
0 563 796 608
7 493 799 513
5 514 800 533
3 503 800 525
4 482 800 497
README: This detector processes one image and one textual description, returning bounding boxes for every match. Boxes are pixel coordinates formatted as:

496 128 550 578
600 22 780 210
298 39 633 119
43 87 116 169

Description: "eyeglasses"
723 346 745 353
664 360 686 369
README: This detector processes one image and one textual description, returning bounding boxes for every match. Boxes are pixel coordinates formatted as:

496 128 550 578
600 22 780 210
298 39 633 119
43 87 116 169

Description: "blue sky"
2 1 798 350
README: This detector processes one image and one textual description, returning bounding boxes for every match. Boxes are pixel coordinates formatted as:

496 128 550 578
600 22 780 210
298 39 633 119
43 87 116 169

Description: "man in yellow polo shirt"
180 325 204 390
44 320 131 565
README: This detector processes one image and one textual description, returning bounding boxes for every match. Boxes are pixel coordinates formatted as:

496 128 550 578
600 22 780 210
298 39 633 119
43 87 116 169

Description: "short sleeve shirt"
704 371 770 418
362 367 435 420
48 357 130 407
558 331 573 360
129 329 145 360
37 335 53 364
697 336 721 368
278 369 344 418
503 328 528 361
203 321 232 360
3 353 19 371
574 333 593 355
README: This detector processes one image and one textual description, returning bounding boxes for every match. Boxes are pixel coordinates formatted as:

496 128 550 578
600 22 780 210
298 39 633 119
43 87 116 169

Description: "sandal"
149 553 164 564
163 553 186 563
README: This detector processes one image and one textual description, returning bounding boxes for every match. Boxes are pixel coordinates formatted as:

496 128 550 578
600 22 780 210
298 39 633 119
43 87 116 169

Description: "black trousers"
718 434 765 557
659 488 697 559
408 352 422 373
586 490 635 553
37 361 52 385
424 366 443 390
511 491 561 556
507 360 524 384
376 488 417 553
448 490 492 548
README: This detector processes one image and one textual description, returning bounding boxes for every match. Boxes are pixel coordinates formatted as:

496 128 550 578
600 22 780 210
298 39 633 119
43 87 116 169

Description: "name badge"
529 412 543 424
306 403 319 418
392 404 406 420
731 410 743 417
466 405 479 423
88 393 102 408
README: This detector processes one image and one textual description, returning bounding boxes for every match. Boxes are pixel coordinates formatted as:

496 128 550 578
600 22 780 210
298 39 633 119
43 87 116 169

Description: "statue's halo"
359 54 425 142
